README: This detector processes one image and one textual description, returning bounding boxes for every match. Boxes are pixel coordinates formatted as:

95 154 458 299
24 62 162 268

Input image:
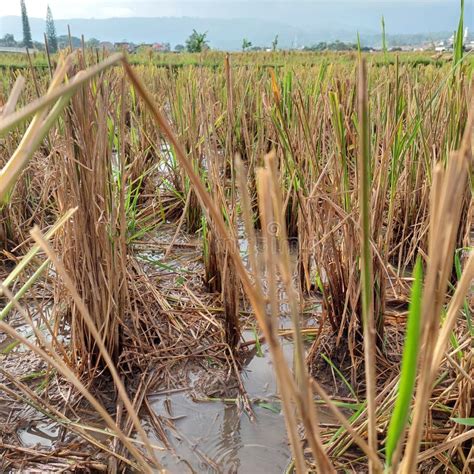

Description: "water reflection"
152 340 295 473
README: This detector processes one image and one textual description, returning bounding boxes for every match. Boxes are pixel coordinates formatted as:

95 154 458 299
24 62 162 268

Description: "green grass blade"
451 417 474 427
385 256 423 466
0 259 50 321
321 353 358 400
453 0 465 65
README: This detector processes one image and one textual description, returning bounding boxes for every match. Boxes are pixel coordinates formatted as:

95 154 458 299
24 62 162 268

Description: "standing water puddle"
150 324 333 473
18 422 60 447
146 228 331 472
151 339 292 472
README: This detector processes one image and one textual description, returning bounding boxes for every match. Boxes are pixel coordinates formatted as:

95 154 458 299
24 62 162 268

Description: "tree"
86 38 100 48
174 44 185 52
20 0 33 48
185 30 209 53
45 5 58 53
0 34 17 47
272 34 279 52
242 38 252 51
57 34 81 49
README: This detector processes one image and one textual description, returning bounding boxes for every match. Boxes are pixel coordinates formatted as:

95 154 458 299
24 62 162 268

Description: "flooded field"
0 39 473 473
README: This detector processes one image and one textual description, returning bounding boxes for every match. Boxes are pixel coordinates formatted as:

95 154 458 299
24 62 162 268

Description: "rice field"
0 45 473 473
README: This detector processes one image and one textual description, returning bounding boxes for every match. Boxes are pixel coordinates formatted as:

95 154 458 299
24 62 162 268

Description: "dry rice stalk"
357 58 378 474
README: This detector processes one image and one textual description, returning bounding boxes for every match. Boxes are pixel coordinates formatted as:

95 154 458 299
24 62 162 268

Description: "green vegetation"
385 257 423 467
242 37 252 51
20 0 33 48
45 5 58 53
185 29 209 53
1 48 472 71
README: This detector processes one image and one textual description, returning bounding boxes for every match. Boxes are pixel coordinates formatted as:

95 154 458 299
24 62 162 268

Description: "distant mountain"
0 1 471 50
0 16 319 49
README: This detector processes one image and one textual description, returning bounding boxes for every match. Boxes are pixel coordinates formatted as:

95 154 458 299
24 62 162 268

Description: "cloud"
99 7 135 17
2 1 146 19
1 0 463 20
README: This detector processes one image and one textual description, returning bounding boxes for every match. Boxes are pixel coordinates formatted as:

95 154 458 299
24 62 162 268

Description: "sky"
1 0 463 20
1 1 469 48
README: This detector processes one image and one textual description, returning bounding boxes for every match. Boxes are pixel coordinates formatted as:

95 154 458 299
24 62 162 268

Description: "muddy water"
10 337 296 472
151 339 293 473
150 323 332 473
144 227 326 472
8 326 315 473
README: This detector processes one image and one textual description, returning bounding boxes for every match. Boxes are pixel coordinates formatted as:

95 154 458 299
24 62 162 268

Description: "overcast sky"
2 0 463 19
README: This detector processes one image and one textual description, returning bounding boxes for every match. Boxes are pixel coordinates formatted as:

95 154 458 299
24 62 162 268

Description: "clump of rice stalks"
54 66 127 369
202 180 241 349
294 61 386 382
167 68 204 233
0 52 160 472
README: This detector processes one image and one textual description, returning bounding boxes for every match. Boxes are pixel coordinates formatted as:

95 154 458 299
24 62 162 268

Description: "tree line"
3 1 361 54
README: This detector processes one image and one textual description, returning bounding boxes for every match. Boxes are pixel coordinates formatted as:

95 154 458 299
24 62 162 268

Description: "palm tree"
185 30 209 53
242 38 252 51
